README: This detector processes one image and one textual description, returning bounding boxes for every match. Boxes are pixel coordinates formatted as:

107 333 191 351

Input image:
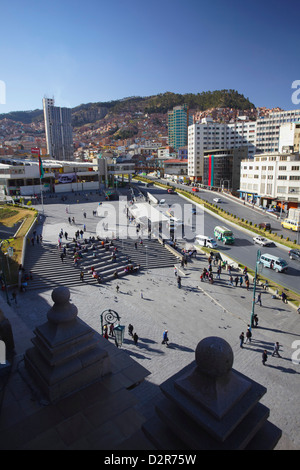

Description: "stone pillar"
143 336 282 450
24 286 111 403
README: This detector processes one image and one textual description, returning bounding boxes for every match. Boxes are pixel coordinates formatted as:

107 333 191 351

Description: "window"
279 166 286 170
290 175 300 180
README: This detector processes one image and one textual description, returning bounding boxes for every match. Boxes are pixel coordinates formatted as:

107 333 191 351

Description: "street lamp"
250 249 262 327
114 324 125 348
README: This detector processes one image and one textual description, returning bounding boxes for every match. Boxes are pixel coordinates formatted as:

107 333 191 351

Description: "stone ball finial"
195 336 233 378
47 287 78 324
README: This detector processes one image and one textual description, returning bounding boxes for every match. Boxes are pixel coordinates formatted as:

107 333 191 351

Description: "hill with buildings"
0 90 255 127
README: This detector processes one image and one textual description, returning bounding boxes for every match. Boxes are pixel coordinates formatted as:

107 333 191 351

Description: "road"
133 181 300 295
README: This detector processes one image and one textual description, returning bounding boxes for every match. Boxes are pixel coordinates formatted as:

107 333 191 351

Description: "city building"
168 105 193 151
43 97 74 161
239 149 300 210
255 109 300 154
203 147 248 194
0 155 135 196
279 122 300 153
188 117 256 182
163 158 188 182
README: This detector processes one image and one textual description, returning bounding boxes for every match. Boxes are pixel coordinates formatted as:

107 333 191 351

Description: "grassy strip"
0 204 38 284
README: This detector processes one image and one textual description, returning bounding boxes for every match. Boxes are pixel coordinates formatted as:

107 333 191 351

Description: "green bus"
214 226 235 244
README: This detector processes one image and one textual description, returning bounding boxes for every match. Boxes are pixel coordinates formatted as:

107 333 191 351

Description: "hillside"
0 90 255 127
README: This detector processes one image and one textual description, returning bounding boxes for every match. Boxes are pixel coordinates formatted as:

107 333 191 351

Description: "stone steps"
23 237 178 291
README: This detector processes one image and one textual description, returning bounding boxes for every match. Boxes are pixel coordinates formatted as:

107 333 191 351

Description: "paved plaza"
2 190 300 449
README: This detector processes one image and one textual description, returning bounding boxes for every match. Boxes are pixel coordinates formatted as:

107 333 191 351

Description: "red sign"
31 148 40 156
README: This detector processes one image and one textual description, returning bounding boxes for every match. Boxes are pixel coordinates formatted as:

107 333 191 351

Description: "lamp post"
250 249 261 327
114 324 125 348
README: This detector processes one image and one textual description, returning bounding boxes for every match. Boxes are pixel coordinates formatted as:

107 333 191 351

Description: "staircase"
23 237 179 291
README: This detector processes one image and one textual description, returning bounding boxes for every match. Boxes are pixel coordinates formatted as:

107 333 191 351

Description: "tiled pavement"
0 194 299 449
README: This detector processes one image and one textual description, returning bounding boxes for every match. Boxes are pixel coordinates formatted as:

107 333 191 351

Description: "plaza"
0 188 299 449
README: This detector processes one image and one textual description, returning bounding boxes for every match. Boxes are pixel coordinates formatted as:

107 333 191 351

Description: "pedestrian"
174 266 177 277
245 327 252 344
216 265 221 280
234 276 239 287
80 271 84 282
239 276 243 287
103 325 108 339
272 342 281 357
60 252 65 263
281 292 287 303
239 332 245 348
229 275 233 286
253 314 259 327
262 349 268 365
109 323 114 337
256 292 262 306
116 284 119 293
177 275 181 288
245 279 250 290
133 332 138 345
162 329 169 346
128 323 133 336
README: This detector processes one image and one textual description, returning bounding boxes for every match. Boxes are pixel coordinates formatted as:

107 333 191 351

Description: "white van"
259 253 288 273
194 235 218 249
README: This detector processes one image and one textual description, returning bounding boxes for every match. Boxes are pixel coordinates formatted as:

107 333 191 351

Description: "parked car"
192 187 199 192
167 188 176 194
258 222 271 230
288 249 300 261
253 236 274 247
213 197 221 203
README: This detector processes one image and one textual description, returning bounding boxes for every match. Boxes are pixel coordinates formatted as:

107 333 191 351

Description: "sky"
0 0 300 113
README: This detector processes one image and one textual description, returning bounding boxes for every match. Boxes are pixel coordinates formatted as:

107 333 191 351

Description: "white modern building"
239 149 300 210
188 117 256 181
43 97 74 161
255 109 300 154
278 122 300 153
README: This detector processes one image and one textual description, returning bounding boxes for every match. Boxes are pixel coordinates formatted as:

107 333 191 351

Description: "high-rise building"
188 117 256 181
168 104 193 151
255 109 300 153
43 97 74 161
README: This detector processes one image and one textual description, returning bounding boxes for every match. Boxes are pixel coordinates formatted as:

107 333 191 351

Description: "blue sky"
0 0 300 113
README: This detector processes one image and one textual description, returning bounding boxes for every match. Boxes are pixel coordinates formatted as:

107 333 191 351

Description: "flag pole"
38 150 44 214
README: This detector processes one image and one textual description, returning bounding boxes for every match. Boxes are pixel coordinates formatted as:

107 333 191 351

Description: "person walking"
60 252 65 263
245 327 252 344
128 324 133 336
262 349 268 365
177 275 181 288
239 332 245 348
80 271 84 282
162 329 169 346
133 332 138 346
253 314 259 327
234 276 239 287
256 292 262 306
272 342 281 357
116 284 119 293
239 275 243 287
